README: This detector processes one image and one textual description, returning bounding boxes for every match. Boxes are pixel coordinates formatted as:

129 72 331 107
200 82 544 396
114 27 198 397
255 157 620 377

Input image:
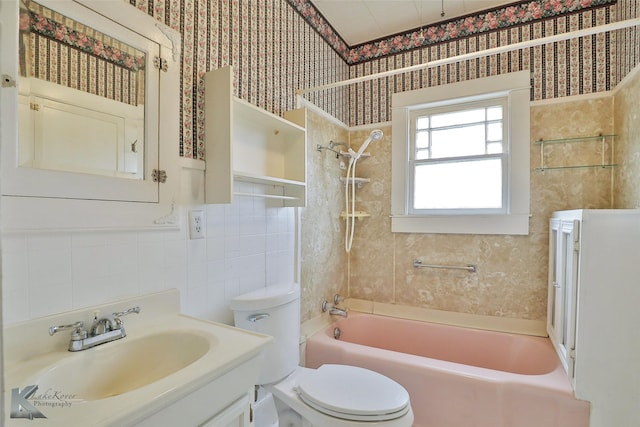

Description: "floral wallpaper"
347 4 615 125
288 0 616 64
120 0 637 154
20 1 145 106
614 0 640 86
128 0 350 160
22 6 145 72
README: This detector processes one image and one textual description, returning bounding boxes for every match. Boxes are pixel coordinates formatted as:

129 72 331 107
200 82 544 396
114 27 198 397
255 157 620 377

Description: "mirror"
1 0 181 231
18 0 146 179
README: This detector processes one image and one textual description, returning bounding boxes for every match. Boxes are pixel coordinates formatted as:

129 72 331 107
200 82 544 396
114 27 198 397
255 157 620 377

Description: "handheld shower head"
353 129 384 159
370 129 383 141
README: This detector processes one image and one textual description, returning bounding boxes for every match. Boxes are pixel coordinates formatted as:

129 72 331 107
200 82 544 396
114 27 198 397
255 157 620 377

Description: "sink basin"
4 291 273 427
31 331 211 401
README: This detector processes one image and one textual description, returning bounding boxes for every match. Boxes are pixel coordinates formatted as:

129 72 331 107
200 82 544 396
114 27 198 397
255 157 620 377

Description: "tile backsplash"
2 182 296 325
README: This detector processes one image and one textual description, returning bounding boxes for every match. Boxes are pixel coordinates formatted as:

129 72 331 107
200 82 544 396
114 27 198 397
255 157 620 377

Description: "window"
410 99 507 213
391 71 530 235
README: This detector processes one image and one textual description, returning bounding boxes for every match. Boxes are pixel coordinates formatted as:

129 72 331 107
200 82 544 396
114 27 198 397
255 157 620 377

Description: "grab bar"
413 259 477 273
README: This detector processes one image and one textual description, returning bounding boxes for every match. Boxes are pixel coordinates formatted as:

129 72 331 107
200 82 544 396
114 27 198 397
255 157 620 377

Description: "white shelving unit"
204 66 306 206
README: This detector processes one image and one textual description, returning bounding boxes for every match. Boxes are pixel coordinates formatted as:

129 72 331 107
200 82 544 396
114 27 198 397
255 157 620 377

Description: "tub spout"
322 300 348 317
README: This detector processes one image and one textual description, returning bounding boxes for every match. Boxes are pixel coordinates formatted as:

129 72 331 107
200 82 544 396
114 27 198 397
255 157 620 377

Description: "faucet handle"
111 306 140 329
49 321 87 340
333 294 344 305
112 306 141 319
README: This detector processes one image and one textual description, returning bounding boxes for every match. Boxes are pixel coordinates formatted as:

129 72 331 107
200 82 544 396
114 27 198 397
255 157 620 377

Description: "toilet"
230 283 414 427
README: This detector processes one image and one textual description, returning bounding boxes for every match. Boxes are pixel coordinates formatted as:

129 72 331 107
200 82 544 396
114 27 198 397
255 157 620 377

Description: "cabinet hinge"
569 348 576 359
30 103 41 111
152 169 167 183
249 404 254 423
153 56 168 72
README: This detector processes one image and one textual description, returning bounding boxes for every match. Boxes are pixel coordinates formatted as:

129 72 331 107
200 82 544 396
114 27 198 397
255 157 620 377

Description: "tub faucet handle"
333 294 344 305
322 300 348 317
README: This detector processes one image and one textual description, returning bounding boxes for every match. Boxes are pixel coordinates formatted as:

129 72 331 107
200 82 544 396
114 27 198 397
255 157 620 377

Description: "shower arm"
316 144 341 158
329 141 348 150
316 141 350 158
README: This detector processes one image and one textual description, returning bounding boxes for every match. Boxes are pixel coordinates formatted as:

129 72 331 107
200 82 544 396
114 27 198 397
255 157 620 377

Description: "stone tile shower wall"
346 97 616 320
299 110 350 322
614 65 640 208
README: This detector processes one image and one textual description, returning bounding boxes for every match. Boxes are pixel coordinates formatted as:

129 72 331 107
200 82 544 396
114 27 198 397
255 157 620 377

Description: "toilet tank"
230 283 300 385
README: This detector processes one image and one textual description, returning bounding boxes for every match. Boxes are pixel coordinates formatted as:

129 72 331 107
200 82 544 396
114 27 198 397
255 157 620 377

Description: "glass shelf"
534 164 618 172
533 134 616 145
534 134 616 172
339 176 370 188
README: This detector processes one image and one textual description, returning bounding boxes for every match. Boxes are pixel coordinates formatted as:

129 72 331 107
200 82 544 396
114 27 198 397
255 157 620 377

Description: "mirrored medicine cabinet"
0 0 181 231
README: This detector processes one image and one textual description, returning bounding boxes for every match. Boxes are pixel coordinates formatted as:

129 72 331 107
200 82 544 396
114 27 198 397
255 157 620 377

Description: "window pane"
431 108 485 128
487 106 502 120
487 122 503 142
416 130 429 149
416 116 429 130
413 158 503 210
487 142 503 154
416 148 430 160
431 124 485 158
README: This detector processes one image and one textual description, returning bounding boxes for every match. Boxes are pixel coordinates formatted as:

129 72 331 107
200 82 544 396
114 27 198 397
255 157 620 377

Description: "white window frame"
391 71 530 235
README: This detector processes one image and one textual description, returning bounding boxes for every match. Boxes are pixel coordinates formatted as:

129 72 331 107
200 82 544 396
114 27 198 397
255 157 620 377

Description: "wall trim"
296 95 349 130
530 90 613 107
612 61 640 96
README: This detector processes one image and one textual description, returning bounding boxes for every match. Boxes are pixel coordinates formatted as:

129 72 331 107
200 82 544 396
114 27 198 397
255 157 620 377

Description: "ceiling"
310 0 517 46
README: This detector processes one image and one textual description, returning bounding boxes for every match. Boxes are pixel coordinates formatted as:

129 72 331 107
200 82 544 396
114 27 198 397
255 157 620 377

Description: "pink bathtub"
305 313 589 427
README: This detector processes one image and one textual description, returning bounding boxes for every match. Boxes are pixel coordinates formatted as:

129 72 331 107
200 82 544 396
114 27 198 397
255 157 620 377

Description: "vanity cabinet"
547 209 640 427
200 392 253 427
204 66 306 207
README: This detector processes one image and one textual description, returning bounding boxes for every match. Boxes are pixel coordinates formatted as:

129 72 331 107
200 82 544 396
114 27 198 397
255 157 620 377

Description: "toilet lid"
296 364 410 422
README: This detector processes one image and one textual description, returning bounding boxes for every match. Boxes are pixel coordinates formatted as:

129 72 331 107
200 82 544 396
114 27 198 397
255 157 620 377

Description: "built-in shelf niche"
204 66 307 207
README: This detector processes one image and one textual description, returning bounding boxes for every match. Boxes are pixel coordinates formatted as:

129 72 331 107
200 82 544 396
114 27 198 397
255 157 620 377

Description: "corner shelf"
340 211 370 220
204 66 306 206
338 150 371 159
339 176 370 188
533 134 617 172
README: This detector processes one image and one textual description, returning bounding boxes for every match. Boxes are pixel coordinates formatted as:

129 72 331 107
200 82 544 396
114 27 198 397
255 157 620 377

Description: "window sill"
390 213 530 235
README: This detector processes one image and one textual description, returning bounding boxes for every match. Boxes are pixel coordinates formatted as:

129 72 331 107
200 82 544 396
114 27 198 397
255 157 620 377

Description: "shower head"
354 129 384 159
370 129 383 141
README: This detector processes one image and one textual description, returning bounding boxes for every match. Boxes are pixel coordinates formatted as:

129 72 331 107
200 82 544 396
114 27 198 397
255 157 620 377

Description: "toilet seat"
296 364 410 422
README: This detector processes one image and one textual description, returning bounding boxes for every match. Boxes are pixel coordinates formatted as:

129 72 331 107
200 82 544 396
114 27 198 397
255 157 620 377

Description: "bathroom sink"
4 290 272 427
31 331 211 401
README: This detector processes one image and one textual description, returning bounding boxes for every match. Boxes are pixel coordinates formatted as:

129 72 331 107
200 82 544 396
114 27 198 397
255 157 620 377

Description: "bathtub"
305 312 589 427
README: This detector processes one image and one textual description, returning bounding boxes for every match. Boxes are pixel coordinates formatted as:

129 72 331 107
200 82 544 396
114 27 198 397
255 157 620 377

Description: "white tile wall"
1 183 297 325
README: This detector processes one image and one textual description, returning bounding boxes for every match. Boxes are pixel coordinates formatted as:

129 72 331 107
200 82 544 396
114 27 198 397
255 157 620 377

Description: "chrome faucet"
49 306 141 351
322 295 348 317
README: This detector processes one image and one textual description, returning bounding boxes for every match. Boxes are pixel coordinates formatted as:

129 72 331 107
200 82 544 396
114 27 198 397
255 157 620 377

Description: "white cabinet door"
547 217 579 379
200 393 253 427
